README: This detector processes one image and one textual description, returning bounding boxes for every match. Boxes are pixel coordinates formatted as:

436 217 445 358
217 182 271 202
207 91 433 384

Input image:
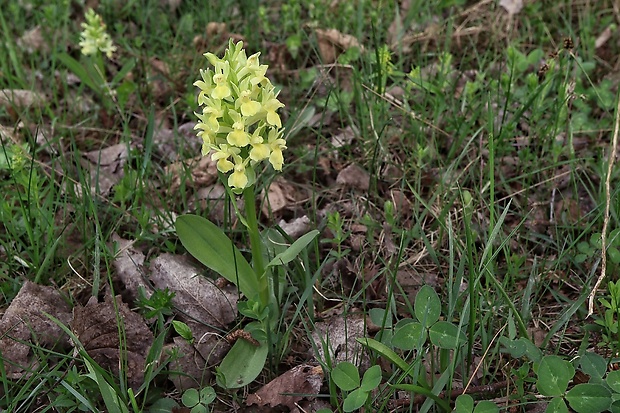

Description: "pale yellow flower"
79 9 116 59
211 144 240 173
266 129 287 170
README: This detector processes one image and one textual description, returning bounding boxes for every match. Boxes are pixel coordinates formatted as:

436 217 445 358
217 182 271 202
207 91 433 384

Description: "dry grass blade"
588 94 620 316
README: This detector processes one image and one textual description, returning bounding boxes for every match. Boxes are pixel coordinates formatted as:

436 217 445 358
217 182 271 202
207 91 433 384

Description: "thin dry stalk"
588 94 620 316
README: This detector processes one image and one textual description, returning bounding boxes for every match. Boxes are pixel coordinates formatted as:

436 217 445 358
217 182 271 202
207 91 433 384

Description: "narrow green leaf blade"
175 214 258 299
266 230 319 267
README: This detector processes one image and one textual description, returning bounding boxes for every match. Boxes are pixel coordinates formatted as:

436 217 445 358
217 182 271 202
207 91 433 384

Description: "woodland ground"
1 0 620 412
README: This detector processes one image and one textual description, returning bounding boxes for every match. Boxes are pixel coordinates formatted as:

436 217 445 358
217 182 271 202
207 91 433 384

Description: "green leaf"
148 398 180 412
565 383 611 413
343 388 368 412
172 320 193 342
332 362 360 391
609 246 620 265
428 321 466 350
579 352 607 379
499 337 526 358
455 394 474 413
473 400 499 413
182 389 200 407
84 359 129 413
606 370 620 392
391 322 426 350
414 285 441 326
216 339 268 389
357 338 411 376
536 356 574 396
175 214 258 300
200 387 216 404
266 230 319 267
360 365 382 391
57 53 101 93
369 308 392 328
545 397 569 413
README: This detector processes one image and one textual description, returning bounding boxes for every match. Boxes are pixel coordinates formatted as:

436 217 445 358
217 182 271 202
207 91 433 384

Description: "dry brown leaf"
165 155 219 194
260 177 296 216
331 125 357 149
72 295 154 389
111 234 149 301
0 281 72 378
149 253 237 329
206 22 227 38
311 314 366 365
165 334 229 391
0 89 45 109
499 0 523 16
336 163 370 191
246 364 323 410
278 215 313 239
387 0 411 46
595 25 614 49
17 26 49 54
80 143 129 196
315 28 362 64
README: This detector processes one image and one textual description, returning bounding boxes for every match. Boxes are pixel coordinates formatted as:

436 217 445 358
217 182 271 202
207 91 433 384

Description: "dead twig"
588 92 620 316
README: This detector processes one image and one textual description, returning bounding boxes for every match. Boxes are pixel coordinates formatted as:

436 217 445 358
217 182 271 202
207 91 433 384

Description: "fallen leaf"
311 314 366 365
149 253 237 329
260 177 296 216
17 26 49 54
165 335 229 391
246 364 323 410
499 0 523 16
277 215 313 239
71 295 154 389
80 143 129 196
111 234 149 301
595 25 614 49
0 281 72 378
315 28 362 64
331 125 357 149
336 163 370 191
0 89 45 109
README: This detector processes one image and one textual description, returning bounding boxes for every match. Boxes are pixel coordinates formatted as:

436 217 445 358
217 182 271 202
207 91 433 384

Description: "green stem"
243 186 269 307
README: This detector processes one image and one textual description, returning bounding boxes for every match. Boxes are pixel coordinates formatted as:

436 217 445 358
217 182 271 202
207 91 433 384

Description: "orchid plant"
175 40 318 389
59 8 136 112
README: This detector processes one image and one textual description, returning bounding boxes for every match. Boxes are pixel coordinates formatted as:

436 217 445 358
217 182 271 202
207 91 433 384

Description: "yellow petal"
250 144 270 161
241 100 261 117
227 129 250 147
269 150 284 170
228 169 248 189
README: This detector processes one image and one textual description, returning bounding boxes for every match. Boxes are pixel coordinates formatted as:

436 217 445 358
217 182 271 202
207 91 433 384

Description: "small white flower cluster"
194 40 286 191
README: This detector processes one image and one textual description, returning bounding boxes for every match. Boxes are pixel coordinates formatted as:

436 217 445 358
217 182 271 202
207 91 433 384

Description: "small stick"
588 90 620 316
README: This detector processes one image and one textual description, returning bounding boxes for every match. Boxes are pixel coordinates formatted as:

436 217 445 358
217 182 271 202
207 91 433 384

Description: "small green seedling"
453 394 499 413
181 386 216 413
331 363 382 412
